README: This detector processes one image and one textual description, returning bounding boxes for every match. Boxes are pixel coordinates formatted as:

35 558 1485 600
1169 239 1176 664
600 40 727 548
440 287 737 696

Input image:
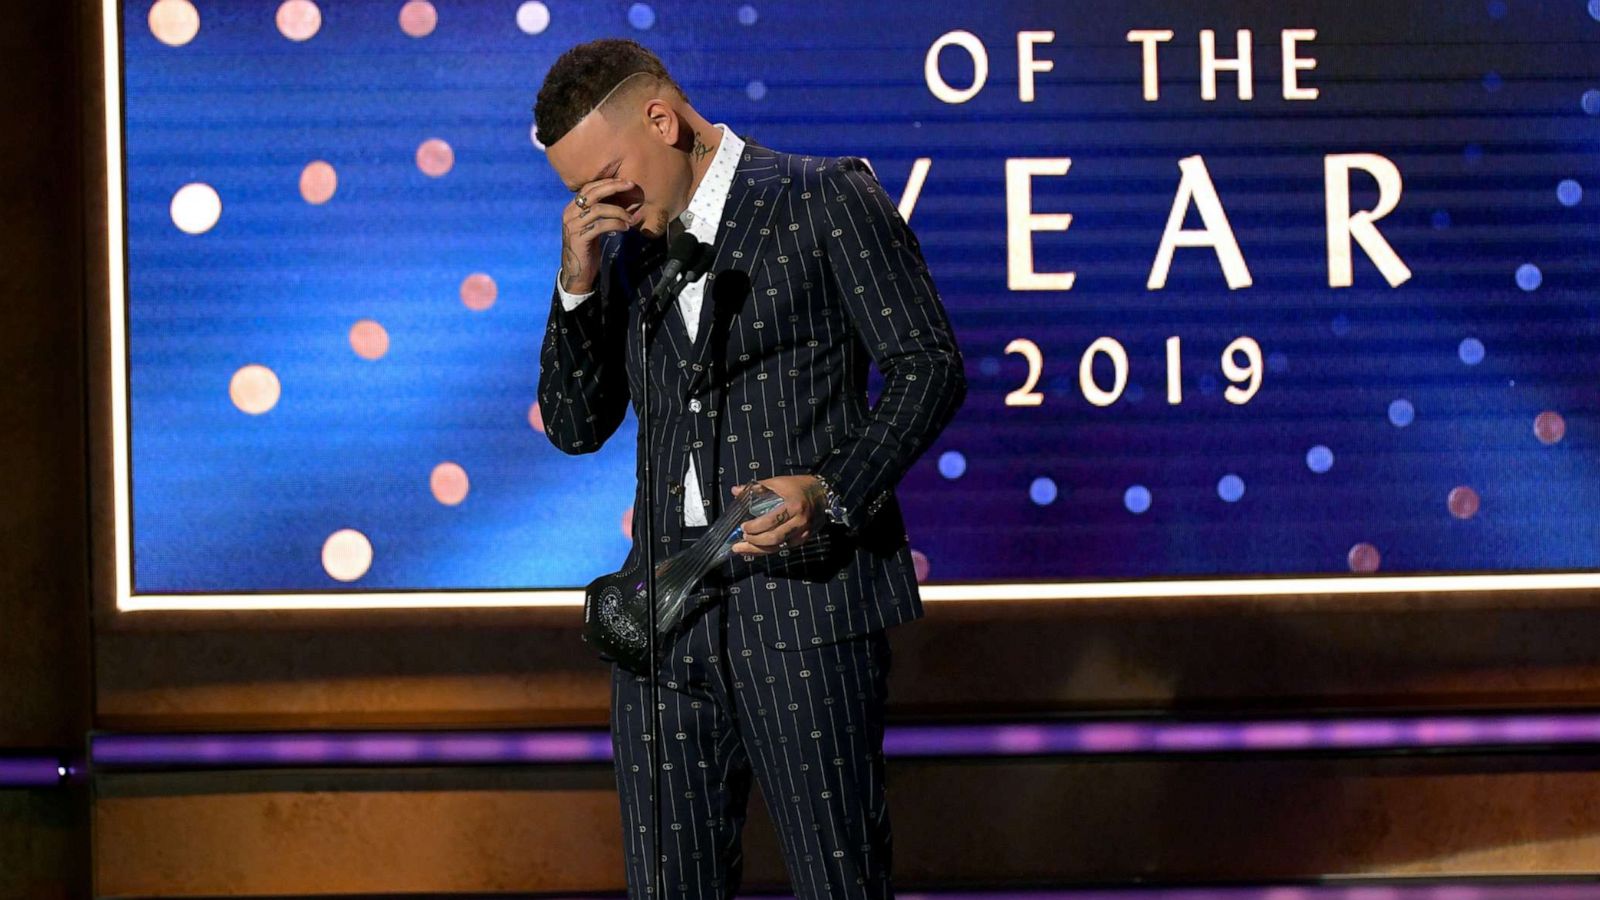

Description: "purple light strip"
545 885 1600 899
882 713 1600 758
93 729 614 768
89 711 1600 771
0 754 68 787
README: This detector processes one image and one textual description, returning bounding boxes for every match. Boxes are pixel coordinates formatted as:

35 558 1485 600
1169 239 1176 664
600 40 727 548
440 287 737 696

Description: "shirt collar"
678 123 744 232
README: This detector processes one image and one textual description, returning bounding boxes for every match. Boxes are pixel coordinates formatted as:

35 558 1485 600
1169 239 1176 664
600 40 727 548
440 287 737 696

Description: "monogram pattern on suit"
538 143 967 654
538 142 965 899
610 563 895 900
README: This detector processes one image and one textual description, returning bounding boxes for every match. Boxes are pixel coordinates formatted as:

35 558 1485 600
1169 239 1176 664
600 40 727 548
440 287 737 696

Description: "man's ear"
643 98 680 147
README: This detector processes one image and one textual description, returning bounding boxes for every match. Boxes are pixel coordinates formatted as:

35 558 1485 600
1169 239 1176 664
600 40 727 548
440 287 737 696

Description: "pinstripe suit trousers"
610 540 896 900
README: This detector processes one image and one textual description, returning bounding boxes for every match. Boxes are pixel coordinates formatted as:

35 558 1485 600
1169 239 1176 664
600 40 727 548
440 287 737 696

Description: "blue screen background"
121 0 1600 592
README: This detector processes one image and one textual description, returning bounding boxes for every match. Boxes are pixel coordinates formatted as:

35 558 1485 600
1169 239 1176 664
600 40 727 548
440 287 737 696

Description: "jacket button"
688 399 703 413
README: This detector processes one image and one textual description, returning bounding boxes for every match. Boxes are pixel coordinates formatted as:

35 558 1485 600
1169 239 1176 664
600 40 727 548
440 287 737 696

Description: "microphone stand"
638 260 696 900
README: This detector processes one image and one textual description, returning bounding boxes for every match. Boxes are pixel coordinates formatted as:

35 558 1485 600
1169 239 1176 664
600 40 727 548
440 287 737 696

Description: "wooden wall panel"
93 754 1600 897
93 591 1600 732
0 0 92 896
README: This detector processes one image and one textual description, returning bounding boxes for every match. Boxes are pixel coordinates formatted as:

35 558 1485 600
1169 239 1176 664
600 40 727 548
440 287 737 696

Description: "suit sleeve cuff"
555 271 595 311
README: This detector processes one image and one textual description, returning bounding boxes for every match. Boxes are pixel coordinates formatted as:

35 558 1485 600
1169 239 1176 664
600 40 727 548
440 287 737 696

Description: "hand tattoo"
802 479 827 509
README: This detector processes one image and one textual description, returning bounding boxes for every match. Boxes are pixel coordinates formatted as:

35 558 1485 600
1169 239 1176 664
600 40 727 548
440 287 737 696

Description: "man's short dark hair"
534 39 685 147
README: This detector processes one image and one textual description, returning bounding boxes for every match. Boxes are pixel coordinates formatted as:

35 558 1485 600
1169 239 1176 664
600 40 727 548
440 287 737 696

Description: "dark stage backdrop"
113 0 1600 604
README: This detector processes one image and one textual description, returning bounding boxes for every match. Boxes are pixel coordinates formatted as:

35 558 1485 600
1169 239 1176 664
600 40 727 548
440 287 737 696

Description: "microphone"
647 232 710 316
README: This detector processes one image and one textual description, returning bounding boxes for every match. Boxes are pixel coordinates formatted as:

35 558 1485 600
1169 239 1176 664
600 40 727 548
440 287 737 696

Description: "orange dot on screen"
430 462 470 506
417 138 454 177
621 506 634 539
1447 486 1480 520
910 549 930 583
299 161 337 204
276 0 322 41
399 0 437 37
1347 542 1381 573
1534 411 1566 445
527 401 545 433
349 320 389 360
148 0 200 46
461 273 497 311
322 529 373 582
229 364 280 414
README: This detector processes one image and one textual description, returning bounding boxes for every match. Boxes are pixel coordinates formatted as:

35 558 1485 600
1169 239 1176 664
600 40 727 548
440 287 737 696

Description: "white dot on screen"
170 183 221 234
148 0 200 46
516 1 550 34
628 3 655 29
1124 485 1151 514
937 450 966 479
322 529 373 582
1388 398 1415 427
229 364 280 415
1306 445 1334 474
1217 474 1245 503
1516 263 1542 291
746 80 767 101
738 5 758 25
1459 337 1485 365
1590 0 1600 22
1583 90 1600 116
1029 477 1057 506
276 0 322 41
910 548 929 582
530 123 545 151
1557 179 1583 207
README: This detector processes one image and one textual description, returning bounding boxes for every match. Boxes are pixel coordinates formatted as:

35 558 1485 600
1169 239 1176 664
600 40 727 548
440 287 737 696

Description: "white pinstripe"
540 142 963 899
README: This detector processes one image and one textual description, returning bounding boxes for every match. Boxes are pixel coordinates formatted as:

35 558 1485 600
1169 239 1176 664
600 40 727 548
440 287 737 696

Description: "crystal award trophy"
583 482 785 672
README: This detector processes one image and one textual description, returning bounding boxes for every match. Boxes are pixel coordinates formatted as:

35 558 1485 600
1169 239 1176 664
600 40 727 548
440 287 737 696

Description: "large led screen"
109 0 1600 607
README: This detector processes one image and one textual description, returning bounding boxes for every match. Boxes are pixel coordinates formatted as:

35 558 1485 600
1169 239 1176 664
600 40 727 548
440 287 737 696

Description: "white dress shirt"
556 123 746 527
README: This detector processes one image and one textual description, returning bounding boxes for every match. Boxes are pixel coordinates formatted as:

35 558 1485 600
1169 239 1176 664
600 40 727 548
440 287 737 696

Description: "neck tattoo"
690 131 711 165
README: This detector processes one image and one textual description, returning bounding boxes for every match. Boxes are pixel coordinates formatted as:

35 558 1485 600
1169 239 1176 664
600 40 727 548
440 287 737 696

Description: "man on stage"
534 38 965 899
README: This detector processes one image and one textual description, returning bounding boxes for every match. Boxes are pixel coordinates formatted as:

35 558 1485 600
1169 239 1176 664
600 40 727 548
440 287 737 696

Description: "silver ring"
574 194 589 210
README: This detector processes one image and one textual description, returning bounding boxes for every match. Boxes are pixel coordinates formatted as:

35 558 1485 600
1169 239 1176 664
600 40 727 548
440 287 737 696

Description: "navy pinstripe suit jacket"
538 143 966 651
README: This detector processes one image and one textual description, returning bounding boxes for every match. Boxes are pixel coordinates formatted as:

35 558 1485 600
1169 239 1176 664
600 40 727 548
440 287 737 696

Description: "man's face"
546 97 690 241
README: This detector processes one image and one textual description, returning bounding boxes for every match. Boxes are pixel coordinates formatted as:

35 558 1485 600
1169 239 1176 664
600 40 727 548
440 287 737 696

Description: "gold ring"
575 194 589 210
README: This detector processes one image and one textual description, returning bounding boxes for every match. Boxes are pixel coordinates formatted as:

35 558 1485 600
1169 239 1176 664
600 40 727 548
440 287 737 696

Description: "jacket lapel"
682 144 787 393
